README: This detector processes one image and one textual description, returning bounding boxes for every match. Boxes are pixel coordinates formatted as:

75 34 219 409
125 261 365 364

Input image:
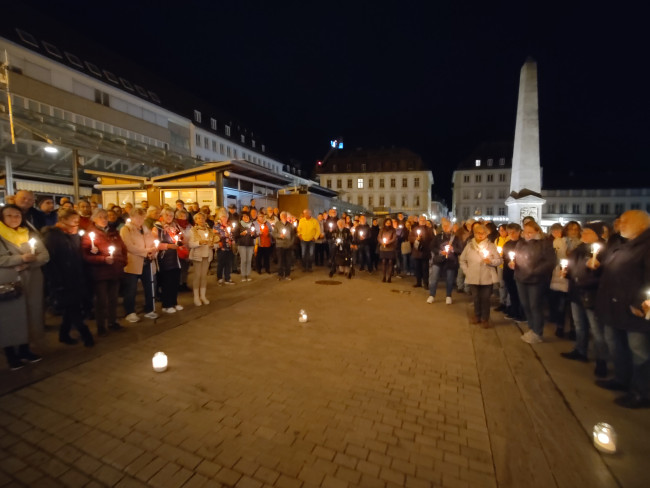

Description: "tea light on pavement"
298 309 308 323
152 352 168 372
592 423 616 453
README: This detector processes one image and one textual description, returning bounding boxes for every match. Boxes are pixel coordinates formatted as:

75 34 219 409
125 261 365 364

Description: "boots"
193 289 202 306
200 288 210 305
79 324 95 348
4 346 23 370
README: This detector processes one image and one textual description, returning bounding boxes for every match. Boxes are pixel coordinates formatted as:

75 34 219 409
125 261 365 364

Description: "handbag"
176 245 189 260
0 279 22 301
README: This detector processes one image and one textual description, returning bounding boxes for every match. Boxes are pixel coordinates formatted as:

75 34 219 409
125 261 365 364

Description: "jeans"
357 244 372 271
504 276 524 319
300 241 315 270
278 247 292 277
516 281 546 336
548 290 568 329
401 253 411 275
570 301 607 360
239 245 254 277
123 264 155 315
216 250 233 281
496 267 508 305
429 265 457 298
604 325 650 397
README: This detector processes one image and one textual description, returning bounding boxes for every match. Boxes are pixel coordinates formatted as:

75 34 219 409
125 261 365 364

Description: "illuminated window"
357 178 364 189
475 159 481 167
194 110 201 123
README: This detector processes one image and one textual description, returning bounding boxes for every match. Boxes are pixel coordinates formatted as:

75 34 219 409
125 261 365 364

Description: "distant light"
330 140 337 148
44 146 58 154
317 161 322 166
338 142 344 149
475 159 481 166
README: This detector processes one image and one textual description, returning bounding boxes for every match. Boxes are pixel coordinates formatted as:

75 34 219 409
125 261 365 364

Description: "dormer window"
194 110 201 123
475 159 481 167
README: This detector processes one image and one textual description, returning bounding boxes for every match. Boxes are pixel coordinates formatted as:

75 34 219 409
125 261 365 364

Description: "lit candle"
232 222 238 228
444 245 451 253
152 352 168 373
250 226 255 233
593 422 616 454
154 239 160 248
329 223 333 230
481 249 489 258
360 231 364 238
497 246 503 254
293 222 297 227
89 231 96 247
382 237 387 244
108 245 115 257
174 235 179 243
336 238 342 245
282 228 286 236
298 309 308 323
351 227 355 234
560 259 569 270
417 229 421 236
592 242 601 256
126 218 131 224
78 230 85 237
28 238 37 254
261 224 265 230
508 251 516 261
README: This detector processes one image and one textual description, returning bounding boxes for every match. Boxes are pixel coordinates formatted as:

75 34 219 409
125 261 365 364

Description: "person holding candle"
377 218 397 283
255 213 273 275
329 219 354 278
548 222 571 338
42 208 94 347
428 218 461 304
459 224 502 327
174 209 193 292
325 208 339 267
409 215 434 288
153 208 184 313
509 221 556 343
354 215 373 273
593 210 650 408
559 222 608 377
120 208 158 321
272 211 295 280
237 212 256 281
502 224 525 322
213 208 236 285
82 208 127 335
188 212 215 306
493 224 510 312
0 205 50 370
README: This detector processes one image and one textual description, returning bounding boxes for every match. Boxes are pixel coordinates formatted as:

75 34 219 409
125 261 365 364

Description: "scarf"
0 221 30 248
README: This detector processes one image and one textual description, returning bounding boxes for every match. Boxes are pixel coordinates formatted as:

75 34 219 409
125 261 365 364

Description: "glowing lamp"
298 309 308 323
152 352 168 372
28 238 37 254
593 423 616 454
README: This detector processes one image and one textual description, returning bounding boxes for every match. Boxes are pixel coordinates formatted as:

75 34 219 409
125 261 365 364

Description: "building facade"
452 143 650 226
315 147 433 217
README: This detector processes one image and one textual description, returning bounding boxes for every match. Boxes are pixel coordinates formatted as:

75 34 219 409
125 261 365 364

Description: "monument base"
505 194 545 225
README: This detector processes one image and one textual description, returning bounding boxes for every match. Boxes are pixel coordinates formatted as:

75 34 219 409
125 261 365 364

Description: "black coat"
430 231 462 270
595 228 650 332
502 239 518 282
566 242 601 304
513 238 555 284
42 226 86 307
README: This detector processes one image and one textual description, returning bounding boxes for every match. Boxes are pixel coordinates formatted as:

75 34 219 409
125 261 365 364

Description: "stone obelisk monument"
505 57 545 224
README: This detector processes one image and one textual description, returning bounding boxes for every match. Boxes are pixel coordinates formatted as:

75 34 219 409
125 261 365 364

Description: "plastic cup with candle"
497 246 503 254
154 239 160 248
509 251 516 261
152 352 168 372
108 245 115 257
28 238 37 254
560 259 569 270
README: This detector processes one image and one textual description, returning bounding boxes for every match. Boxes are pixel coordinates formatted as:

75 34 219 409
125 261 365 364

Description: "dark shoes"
595 379 628 391
479 320 491 329
470 316 480 325
382 277 386 282
560 349 588 362
614 393 650 409
555 327 565 338
109 323 125 332
594 360 608 378
413 283 421 288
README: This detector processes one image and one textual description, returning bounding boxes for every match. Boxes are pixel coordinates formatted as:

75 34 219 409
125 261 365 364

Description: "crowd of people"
1 190 649 409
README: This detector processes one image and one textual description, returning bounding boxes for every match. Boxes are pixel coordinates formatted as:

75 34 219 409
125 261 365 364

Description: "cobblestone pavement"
0 270 640 487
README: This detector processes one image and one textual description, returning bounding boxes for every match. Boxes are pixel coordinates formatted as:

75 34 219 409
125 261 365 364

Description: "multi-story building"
0 26 311 210
452 142 650 226
315 147 433 217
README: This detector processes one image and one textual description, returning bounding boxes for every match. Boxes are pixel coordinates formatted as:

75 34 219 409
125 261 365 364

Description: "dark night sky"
10 1 649 203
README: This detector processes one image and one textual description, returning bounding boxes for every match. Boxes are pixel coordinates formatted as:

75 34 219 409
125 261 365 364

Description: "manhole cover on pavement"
314 280 342 285
391 289 411 294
